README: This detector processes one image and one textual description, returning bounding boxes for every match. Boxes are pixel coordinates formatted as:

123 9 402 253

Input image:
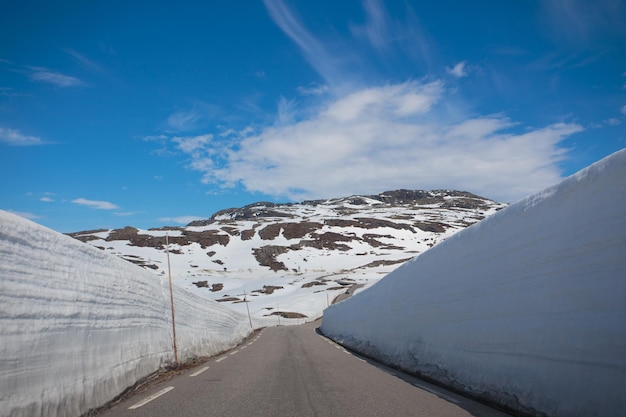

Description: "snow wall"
321 149 626 417
0 211 252 417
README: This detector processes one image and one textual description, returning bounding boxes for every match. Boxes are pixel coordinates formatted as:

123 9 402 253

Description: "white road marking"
240 345 247 350
189 366 210 377
128 386 174 409
216 357 226 363
229 349 239 355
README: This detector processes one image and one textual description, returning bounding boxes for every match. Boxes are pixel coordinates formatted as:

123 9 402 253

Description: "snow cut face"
321 149 626 417
0 211 251 417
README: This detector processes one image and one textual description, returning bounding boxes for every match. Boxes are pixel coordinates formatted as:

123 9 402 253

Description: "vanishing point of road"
98 321 512 417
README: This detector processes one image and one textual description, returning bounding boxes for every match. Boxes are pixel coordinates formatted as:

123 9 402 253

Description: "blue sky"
1 0 625 233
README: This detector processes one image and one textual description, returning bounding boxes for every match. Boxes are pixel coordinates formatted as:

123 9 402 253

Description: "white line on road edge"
128 386 174 409
189 366 210 377
216 357 226 363
229 349 239 355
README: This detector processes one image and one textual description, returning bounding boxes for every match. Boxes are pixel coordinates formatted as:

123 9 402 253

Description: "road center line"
189 366 209 377
128 386 174 409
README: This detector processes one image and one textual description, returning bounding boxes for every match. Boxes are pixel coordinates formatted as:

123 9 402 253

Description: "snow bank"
321 149 626 417
0 211 251 417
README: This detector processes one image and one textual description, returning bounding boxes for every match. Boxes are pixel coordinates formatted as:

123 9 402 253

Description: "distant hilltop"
67 189 506 280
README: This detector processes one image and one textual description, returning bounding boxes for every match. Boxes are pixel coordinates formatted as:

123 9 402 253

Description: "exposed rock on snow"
321 149 626 417
66 189 505 322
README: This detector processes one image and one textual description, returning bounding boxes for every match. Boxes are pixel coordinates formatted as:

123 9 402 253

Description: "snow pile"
321 149 626 417
0 211 251 417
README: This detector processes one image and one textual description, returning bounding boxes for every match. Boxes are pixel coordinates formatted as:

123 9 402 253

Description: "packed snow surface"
0 212 251 417
321 149 626 417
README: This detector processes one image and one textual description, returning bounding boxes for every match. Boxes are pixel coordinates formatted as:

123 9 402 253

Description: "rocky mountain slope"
68 189 506 322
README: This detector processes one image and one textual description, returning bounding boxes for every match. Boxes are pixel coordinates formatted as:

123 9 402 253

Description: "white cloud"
172 134 213 154
447 61 468 78
40 197 54 203
0 128 44 146
72 198 119 210
323 82 442 122
142 134 168 142
621 104 626 115
176 80 582 204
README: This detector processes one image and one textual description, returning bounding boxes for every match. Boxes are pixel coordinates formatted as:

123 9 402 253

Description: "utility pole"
166 233 179 367
243 289 253 329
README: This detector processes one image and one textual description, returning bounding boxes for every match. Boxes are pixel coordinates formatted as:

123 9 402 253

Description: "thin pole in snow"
244 289 253 329
166 233 179 367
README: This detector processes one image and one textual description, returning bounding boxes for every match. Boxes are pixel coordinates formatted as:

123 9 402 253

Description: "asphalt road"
97 322 512 417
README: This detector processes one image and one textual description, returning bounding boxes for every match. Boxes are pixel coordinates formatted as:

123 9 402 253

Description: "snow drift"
0 211 251 417
321 149 626 417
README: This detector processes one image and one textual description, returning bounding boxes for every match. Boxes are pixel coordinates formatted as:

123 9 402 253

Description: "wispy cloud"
297 83 329 96
158 216 204 225
263 0 343 87
351 0 390 52
621 104 626 115
114 211 142 217
26 66 83 87
64 48 107 75
0 87 32 98
72 198 119 210
541 0 626 46
166 102 220 132
276 96 297 125
0 127 44 146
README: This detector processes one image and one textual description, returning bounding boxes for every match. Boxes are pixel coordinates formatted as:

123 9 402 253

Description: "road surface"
98 322 511 417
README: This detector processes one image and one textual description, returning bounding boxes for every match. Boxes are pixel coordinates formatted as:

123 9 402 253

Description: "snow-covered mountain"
0 210 251 417
68 189 506 323
321 149 626 417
